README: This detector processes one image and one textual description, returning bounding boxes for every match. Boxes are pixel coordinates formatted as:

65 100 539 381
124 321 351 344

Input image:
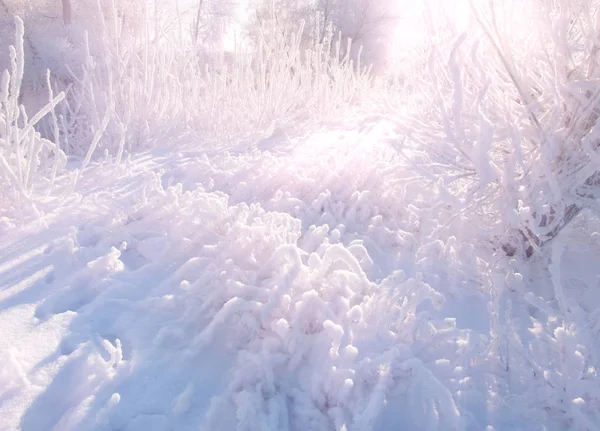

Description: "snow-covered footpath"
1 115 599 430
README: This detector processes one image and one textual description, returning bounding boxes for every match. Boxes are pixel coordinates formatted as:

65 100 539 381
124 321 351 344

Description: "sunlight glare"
391 0 472 51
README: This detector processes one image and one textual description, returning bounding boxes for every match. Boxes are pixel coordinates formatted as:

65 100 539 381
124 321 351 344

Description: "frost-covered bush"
247 0 402 74
384 2 600 428
0 0 144 115
1 1 376 221
394 0 600 258
36 10 373 160
0 17 67 216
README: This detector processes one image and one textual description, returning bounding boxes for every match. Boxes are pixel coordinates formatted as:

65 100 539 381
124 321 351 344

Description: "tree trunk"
62 0 72 26
193 0 204 45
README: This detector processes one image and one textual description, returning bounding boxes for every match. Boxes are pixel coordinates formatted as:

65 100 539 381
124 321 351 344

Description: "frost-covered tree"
188 0 239 47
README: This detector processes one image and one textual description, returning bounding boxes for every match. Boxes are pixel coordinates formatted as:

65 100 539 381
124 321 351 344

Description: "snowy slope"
1 115 599 431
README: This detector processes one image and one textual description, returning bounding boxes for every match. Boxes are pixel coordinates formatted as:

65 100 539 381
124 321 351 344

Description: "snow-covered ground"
2 110 599 430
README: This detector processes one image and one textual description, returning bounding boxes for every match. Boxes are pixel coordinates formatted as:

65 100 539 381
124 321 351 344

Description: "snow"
2 113 598 430
0 119 446 429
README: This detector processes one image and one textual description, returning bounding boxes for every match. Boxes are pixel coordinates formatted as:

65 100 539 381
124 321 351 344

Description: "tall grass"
1 7 374 221
0 17 67 216
40 8 373 159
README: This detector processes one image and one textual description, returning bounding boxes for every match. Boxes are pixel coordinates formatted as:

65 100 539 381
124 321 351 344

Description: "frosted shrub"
0 17 67 215
0 5 375 223
386 3 600 427
394 0 600 258
48 13 373 160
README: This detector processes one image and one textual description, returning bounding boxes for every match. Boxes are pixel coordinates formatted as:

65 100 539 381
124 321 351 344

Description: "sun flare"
389 0 472 66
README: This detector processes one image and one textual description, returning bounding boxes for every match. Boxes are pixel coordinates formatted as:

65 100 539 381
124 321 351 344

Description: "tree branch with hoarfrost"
396 0 600 258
